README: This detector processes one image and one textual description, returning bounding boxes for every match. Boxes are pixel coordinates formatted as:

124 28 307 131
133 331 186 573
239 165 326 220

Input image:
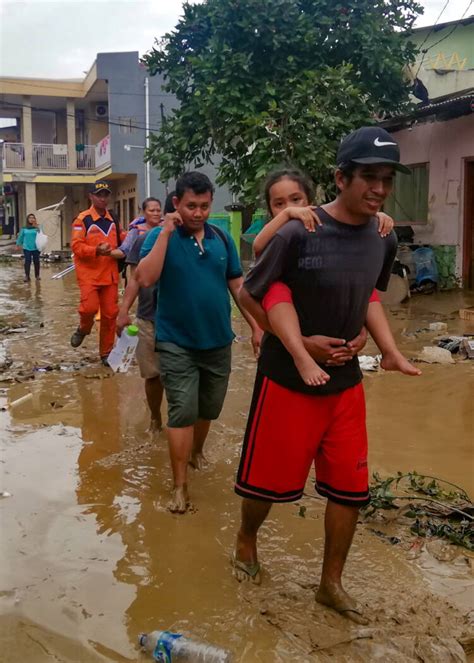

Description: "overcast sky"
0 0 472 79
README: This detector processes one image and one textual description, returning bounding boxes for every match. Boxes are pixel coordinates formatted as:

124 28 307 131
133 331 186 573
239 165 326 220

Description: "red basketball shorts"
235 372 370 506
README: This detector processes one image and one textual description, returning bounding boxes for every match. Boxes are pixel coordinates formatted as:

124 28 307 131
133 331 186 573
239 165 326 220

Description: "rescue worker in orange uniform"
70 181 126 365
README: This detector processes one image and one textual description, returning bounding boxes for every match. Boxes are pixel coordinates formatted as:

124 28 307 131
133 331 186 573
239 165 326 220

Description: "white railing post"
32 144 68 169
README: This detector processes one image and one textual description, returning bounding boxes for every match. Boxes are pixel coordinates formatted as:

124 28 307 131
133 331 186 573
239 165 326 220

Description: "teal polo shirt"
140 223 242 350
16 227 39 251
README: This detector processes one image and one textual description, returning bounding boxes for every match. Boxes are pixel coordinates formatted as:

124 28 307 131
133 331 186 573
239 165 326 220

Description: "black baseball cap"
337 127 411 174
89 180 112 195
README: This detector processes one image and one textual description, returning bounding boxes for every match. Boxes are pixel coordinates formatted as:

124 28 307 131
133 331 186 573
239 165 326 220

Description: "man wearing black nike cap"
233 126 421 625
337 125 411 174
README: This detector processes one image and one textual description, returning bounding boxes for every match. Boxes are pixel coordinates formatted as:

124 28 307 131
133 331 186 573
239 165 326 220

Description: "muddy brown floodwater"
0 263 473 663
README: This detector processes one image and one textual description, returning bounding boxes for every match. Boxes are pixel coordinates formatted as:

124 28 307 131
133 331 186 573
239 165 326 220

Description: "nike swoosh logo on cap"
374 137 397 147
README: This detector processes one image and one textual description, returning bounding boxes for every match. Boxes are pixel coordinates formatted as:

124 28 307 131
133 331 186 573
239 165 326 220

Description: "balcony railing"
33 144 68 169
2 142 98 171
76 145 95 170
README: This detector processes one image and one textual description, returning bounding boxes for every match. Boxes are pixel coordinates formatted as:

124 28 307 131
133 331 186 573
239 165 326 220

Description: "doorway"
128 197 136 225
463 160 474 289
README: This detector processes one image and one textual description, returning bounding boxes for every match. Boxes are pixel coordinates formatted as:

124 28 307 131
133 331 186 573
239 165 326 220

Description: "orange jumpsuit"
71 206 126 357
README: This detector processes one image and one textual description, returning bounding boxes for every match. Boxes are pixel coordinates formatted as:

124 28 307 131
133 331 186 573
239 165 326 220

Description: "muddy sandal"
316 589 369 625
334 607 369 625
230 551 262 585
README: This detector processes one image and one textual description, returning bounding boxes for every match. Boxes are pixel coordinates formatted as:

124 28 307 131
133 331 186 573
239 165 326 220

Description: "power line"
423 0 473 52
418 0 451 50
0 99 166 134
0 99 162 133
415 0 473 77
414 0 451 77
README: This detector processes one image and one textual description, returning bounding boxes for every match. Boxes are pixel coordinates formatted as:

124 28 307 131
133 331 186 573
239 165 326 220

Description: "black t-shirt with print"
244 208 397 395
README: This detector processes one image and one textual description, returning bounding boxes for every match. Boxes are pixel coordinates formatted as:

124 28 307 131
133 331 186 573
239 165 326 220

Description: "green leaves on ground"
363 471 474 551
142 0 422 202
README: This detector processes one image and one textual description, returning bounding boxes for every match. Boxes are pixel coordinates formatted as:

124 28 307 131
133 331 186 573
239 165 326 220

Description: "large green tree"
143 0 422 202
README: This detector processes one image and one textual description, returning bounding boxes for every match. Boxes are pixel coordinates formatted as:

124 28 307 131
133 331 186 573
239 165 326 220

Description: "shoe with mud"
23 276 30 282
100 355 110 367
70 328 86 348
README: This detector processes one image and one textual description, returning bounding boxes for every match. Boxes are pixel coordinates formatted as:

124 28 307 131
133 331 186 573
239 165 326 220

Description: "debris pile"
362 471 474 552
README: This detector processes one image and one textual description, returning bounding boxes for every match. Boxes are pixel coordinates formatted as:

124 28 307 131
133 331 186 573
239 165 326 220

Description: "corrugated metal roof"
380 88 474 129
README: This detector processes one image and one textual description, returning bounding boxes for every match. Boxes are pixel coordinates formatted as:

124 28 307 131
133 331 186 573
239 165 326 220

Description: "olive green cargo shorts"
156 342 232 428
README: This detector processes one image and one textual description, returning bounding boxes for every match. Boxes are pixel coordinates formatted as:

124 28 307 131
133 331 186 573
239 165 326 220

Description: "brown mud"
0 264 473 662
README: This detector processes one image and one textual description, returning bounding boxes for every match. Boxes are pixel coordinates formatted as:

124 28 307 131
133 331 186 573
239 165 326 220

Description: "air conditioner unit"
95 103 108 119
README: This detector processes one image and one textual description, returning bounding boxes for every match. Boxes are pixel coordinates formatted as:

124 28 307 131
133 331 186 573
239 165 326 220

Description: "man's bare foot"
294 354 330 386
316 583 369 625
148 417 163 434
189 451 208 470
167 485 190 514
232 531 261 584
380 351 421 376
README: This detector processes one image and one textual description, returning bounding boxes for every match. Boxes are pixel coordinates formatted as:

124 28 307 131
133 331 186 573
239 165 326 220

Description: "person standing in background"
163 190 176 215
70 181 125 365
116 197 164 432
16 214 41 282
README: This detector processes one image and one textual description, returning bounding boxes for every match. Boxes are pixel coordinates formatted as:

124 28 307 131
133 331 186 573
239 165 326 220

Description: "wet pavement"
0 263 473 662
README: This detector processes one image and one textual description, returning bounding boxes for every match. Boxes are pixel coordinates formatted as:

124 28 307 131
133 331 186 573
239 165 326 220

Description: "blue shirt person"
141 222 242 350
136 171 260 514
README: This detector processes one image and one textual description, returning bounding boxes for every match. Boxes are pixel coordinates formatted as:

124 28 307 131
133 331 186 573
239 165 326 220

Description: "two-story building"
0 51 230 250
383 16 474 288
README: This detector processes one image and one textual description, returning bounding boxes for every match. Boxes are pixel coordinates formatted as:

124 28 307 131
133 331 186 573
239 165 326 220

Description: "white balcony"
1 142 100 171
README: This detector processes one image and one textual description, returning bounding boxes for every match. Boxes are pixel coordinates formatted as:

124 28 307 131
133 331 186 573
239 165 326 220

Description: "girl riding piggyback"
252 169 402 386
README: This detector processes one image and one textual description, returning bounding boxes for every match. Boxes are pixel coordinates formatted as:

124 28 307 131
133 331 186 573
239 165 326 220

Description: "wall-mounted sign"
95 134 111 168
52 144 68 156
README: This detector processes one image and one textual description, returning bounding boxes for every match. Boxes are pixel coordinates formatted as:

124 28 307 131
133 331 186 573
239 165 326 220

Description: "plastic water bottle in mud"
107 324 139 373
138 630 233 662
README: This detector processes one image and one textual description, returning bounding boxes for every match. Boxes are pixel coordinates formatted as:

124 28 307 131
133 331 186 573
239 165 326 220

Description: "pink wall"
392 114 474 270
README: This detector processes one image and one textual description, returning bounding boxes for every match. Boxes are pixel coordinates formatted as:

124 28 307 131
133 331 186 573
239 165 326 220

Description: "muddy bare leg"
145 376 164 430
267 303 330 386
233 498 272 583
166 425 193 512
316 500 369 625
189 418 211 469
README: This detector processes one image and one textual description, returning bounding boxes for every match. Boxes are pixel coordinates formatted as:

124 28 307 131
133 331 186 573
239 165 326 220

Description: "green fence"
209 208 268 254
208 214 230 234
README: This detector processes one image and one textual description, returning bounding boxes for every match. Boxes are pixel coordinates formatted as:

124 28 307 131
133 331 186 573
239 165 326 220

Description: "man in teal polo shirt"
137 172 261 513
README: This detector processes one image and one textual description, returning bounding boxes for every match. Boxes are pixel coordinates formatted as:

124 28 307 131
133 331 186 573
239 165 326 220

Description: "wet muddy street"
0 263 473 662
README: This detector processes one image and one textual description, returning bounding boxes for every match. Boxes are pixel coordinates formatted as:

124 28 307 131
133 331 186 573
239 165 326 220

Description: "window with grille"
118 117 135 135
384 163 429 224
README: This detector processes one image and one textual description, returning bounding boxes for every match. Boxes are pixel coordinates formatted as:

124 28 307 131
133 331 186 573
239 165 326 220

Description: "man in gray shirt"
116 200 163 431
